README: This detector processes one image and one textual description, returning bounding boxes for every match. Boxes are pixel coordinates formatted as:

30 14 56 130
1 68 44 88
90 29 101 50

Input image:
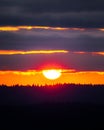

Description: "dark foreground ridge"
0 83 104 105
0 84 104 129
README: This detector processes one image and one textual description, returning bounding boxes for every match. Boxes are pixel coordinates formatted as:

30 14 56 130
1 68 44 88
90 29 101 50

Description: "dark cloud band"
0 0 104 27
0 29 104 52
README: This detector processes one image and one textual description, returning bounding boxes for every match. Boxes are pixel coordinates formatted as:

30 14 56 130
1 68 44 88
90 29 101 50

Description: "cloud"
0 28 104 52
0 0 104 27
0 50 68 55
0 52 104 71
0 27 104 72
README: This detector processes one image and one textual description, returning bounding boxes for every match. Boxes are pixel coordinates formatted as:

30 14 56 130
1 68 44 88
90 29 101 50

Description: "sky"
0 0 104 85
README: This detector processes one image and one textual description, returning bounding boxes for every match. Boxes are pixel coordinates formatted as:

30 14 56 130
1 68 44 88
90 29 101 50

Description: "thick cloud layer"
0 29 104 52
0 0 104 27
0 29 104 71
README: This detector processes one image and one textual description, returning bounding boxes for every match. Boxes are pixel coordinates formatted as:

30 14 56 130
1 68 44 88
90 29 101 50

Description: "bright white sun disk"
42 69 61 80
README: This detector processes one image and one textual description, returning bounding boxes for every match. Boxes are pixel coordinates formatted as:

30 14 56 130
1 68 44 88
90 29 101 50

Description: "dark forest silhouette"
1 83 104 88
0 83 104 129
0 83 104 105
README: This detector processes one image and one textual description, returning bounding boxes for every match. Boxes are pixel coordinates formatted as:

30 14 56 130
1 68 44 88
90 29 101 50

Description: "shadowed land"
0 83 104 105
0 84 104 129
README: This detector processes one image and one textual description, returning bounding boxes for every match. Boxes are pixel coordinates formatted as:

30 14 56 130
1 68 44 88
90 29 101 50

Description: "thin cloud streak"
0 50 68 55
0 50 104 56
72 51 104 56
0 26 69 31
0 70 36 75
1 70 104 75
92 52 104 56
0 26 104 32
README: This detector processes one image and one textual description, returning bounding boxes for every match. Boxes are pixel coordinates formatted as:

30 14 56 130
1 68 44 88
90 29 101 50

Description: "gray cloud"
0 0 104 72
1 0 104 12
0 26 104 72
0 29 104 52
0 0 104 27
0 53 104 71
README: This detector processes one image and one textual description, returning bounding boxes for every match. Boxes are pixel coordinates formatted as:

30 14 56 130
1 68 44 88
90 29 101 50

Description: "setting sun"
42 69 62 80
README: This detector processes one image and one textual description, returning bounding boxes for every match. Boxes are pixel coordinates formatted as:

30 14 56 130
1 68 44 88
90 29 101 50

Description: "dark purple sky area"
0 0 104 72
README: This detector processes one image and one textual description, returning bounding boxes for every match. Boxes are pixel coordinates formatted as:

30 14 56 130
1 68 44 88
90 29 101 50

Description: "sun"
42 69 62 80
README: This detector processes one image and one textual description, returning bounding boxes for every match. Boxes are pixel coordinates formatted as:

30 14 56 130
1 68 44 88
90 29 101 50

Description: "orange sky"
0 70 104 86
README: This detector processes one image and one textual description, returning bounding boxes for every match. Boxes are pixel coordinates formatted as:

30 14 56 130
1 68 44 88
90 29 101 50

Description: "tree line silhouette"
0 83 104 129
0 83 104 105
0 83 104 88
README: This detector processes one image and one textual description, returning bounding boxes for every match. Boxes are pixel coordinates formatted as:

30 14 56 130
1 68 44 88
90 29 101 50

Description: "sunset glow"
0 70 104 86
0 26 104 86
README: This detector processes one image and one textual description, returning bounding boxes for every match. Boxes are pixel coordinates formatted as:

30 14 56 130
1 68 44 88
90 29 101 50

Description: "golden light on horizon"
0 70 104 86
